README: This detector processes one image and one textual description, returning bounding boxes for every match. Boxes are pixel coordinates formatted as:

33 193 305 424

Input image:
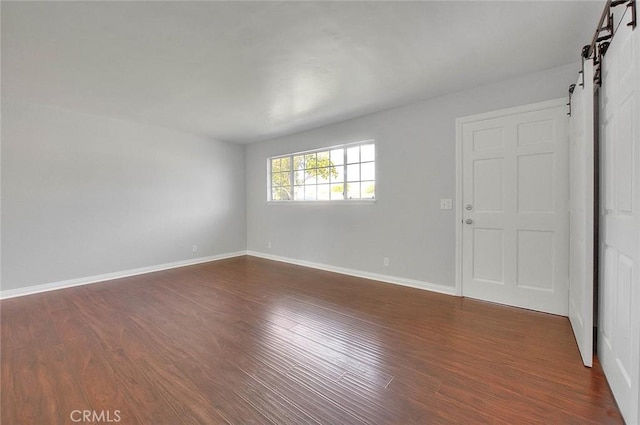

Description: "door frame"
454 98 568 297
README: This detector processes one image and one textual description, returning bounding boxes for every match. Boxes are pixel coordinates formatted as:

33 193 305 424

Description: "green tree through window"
269 142 374 201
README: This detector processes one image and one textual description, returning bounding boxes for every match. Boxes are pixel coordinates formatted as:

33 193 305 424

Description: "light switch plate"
440 199 452 210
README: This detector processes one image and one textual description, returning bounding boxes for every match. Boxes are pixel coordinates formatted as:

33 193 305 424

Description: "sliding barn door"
598 8 640 425
568 61 595 367
460 100 569 316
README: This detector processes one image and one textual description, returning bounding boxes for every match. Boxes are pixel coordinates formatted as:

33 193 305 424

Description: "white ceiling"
2 1 603 144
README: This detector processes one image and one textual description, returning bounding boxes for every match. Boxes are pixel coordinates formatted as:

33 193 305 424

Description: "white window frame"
267 140 376 204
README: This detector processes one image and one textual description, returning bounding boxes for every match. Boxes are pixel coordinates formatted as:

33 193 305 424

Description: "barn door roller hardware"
584 0 636 86
567 44 591 115
568 0 635 111
579 44 590 88
628 0 637 28
567 84 576 116
590 1 615 86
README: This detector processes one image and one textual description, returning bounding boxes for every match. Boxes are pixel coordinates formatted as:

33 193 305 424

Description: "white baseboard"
0 251 247 299
1 250 456 300
247 250 456 296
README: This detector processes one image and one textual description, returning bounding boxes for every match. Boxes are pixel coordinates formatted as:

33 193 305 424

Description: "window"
269 141 375 202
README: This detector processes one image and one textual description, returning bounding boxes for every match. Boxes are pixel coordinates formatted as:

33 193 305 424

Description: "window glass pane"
317 167 330 184
304 172 317 185
305 153 316 169
361 162 375 181
347 146 359 164
346 183 360 199
361 144 375 162
293 155 305 170
294 170 305 185
280 156 291 170
271 172 280 187
317 151 330 164
330 149 344 165
318 184 330 200
330 183 344 200
272 187 291 200
294 186 304 200
272 171 290 187
305 185 317 200
271 158 287 173
362 181 375 198
331 165 344 182
282 187 292 200
346 164 360 182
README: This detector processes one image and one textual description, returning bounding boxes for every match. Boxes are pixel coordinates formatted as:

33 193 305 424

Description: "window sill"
266 199 376 206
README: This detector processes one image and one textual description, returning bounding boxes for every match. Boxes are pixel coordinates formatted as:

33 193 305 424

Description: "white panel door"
460 100 569 315
568 61 595 367
598 9 640 424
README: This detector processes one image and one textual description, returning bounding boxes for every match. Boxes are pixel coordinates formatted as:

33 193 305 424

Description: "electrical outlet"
192 245 197 253
383 257 389 267
267 241 272 249
440 199 453 210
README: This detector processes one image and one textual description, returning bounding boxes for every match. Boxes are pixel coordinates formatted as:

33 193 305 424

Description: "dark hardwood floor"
1 256 623 424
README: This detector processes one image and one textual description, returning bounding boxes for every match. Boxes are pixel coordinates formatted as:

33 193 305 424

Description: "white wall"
246 63 578 289
1 63 579 294
1 98 246 292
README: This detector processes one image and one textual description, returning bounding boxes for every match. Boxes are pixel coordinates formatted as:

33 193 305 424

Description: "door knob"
465 219 473 225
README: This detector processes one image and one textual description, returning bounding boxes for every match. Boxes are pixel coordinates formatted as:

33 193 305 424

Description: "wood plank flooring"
1 256 623 424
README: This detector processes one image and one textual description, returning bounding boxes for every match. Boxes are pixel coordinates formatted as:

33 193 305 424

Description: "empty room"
1 1 639 424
